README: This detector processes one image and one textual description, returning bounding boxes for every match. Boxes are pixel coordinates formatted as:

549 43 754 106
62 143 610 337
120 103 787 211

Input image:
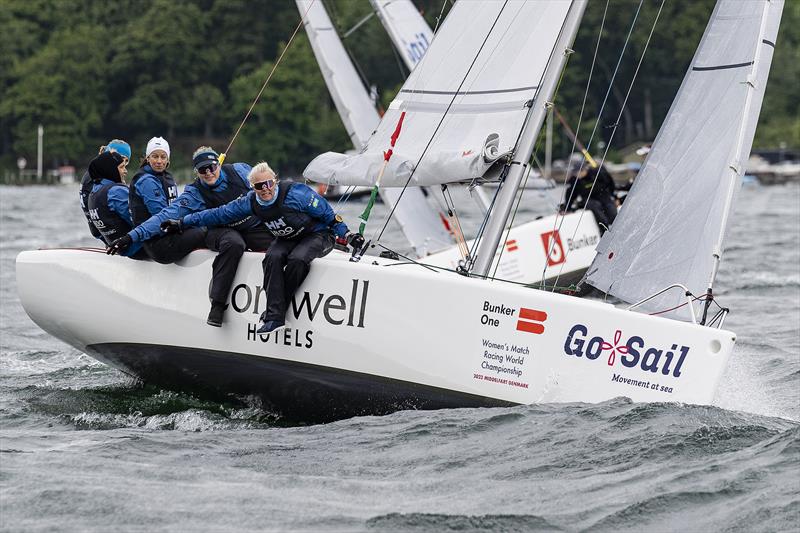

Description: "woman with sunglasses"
112 137 208 264
160 161 364 334
109 146 272 327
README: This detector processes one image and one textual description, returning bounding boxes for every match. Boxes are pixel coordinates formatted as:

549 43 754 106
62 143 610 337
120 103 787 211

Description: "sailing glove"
346 232 365 251
107 234 132 255
160 219 183 235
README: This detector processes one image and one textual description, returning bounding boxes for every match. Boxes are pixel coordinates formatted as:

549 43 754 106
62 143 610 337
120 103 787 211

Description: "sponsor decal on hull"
472 301 547 390
230 279 370 350
564 324 689 395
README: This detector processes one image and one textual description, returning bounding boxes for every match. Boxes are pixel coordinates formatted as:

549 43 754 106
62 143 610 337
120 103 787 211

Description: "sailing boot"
207 302 228 327
257 311 287 335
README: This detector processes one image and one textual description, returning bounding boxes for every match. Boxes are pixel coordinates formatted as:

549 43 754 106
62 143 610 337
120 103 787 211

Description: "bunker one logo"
563 324 689 378
540 230 566 266
481 301 547 335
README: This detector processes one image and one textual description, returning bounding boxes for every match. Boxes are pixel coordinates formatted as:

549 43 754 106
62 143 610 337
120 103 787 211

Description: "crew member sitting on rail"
108 136 208 263
160 162 364 334
108 146 273 327
79 139 131 242
86 151 145 259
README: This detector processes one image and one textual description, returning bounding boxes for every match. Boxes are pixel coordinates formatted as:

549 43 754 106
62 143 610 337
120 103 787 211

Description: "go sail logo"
563 324 689 377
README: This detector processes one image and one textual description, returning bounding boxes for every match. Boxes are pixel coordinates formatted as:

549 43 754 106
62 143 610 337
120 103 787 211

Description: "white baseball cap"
146 136 170 158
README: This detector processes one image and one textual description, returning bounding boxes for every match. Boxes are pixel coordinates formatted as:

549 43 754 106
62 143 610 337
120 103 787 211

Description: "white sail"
297 0 379 147
584 0 784 318
369 0 434 71
304 0 575 187
297 0 453 256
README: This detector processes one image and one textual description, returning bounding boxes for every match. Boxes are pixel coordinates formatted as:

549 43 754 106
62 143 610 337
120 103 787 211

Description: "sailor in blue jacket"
162 161 364 334
111 137 207 263
109 147 273 327
85 151 145 259
79 139 131 241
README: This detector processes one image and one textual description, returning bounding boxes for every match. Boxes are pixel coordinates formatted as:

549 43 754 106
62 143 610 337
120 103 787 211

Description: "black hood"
88 151 124 183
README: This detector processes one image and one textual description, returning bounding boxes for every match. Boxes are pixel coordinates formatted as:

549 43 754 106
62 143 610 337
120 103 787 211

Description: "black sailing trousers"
261 231 335 323
206 226 274 305
143 227 208 264
586 195 618 233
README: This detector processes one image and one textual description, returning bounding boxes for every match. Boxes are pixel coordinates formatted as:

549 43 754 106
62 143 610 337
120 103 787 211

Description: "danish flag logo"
540 230 566 266
516 308 547 334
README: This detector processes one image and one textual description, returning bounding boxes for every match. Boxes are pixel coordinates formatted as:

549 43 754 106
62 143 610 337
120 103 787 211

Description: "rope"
375 249 580 293
220 0 316 162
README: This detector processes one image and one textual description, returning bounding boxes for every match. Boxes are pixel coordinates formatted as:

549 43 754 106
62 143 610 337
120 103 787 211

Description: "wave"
4 383 281 430
366 513 562 532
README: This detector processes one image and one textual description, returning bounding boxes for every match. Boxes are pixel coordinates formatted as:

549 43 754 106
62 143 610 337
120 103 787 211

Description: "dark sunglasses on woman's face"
197 163 218 175
253 179 275 190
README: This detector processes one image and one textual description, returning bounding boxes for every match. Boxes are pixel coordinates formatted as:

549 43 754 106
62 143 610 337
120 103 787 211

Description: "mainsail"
369 0 434 70
297 0 453 256
584 0 784 319
304 1 578 187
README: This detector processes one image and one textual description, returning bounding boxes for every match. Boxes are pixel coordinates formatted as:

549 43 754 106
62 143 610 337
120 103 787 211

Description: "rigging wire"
556 0 666 289
370 0 508 247
542 0 610 286
548 0 643 287
221 0 316 162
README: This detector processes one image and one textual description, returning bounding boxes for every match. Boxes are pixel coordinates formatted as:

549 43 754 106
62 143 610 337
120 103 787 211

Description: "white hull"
17 246 734 421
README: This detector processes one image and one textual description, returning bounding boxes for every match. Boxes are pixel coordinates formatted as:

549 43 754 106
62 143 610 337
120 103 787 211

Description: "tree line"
1 0 797 177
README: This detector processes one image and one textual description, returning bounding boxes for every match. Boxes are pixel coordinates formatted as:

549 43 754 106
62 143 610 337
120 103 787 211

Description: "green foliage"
228 36 349 174
754 0 800 149
0 0 797 173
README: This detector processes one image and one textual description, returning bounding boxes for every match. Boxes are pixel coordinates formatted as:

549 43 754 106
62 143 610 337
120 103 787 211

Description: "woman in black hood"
88 151 126 184
86 151 145 258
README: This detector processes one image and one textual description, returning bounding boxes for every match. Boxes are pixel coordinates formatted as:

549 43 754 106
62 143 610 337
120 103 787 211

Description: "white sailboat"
16 0 781 422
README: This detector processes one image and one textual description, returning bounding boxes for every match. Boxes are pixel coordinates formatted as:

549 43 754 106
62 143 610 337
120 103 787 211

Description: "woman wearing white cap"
120 136 206 262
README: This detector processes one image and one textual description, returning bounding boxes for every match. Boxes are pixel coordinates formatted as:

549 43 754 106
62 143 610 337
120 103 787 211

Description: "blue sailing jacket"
182 182 349 239
89 179 143 257
128 162 253 244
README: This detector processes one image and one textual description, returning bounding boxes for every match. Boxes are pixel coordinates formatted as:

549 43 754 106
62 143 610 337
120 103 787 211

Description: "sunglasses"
196 163 218 175
253 179 276 190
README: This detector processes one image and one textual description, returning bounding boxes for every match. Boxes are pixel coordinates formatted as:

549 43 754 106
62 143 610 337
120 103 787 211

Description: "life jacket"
87 182 133 245
191 164 259 230
250 181 316 240
79 170 102 239
129 167 178 226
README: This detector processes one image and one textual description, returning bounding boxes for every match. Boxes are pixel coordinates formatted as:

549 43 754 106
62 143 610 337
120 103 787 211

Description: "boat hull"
17 248 735 421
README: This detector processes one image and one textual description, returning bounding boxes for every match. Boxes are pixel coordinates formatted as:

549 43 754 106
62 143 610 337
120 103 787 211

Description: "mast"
471 0 587 277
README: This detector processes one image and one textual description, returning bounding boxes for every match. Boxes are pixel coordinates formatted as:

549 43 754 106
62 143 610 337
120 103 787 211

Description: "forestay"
369 0 434 70
584 0 784 319
303 0 574 187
